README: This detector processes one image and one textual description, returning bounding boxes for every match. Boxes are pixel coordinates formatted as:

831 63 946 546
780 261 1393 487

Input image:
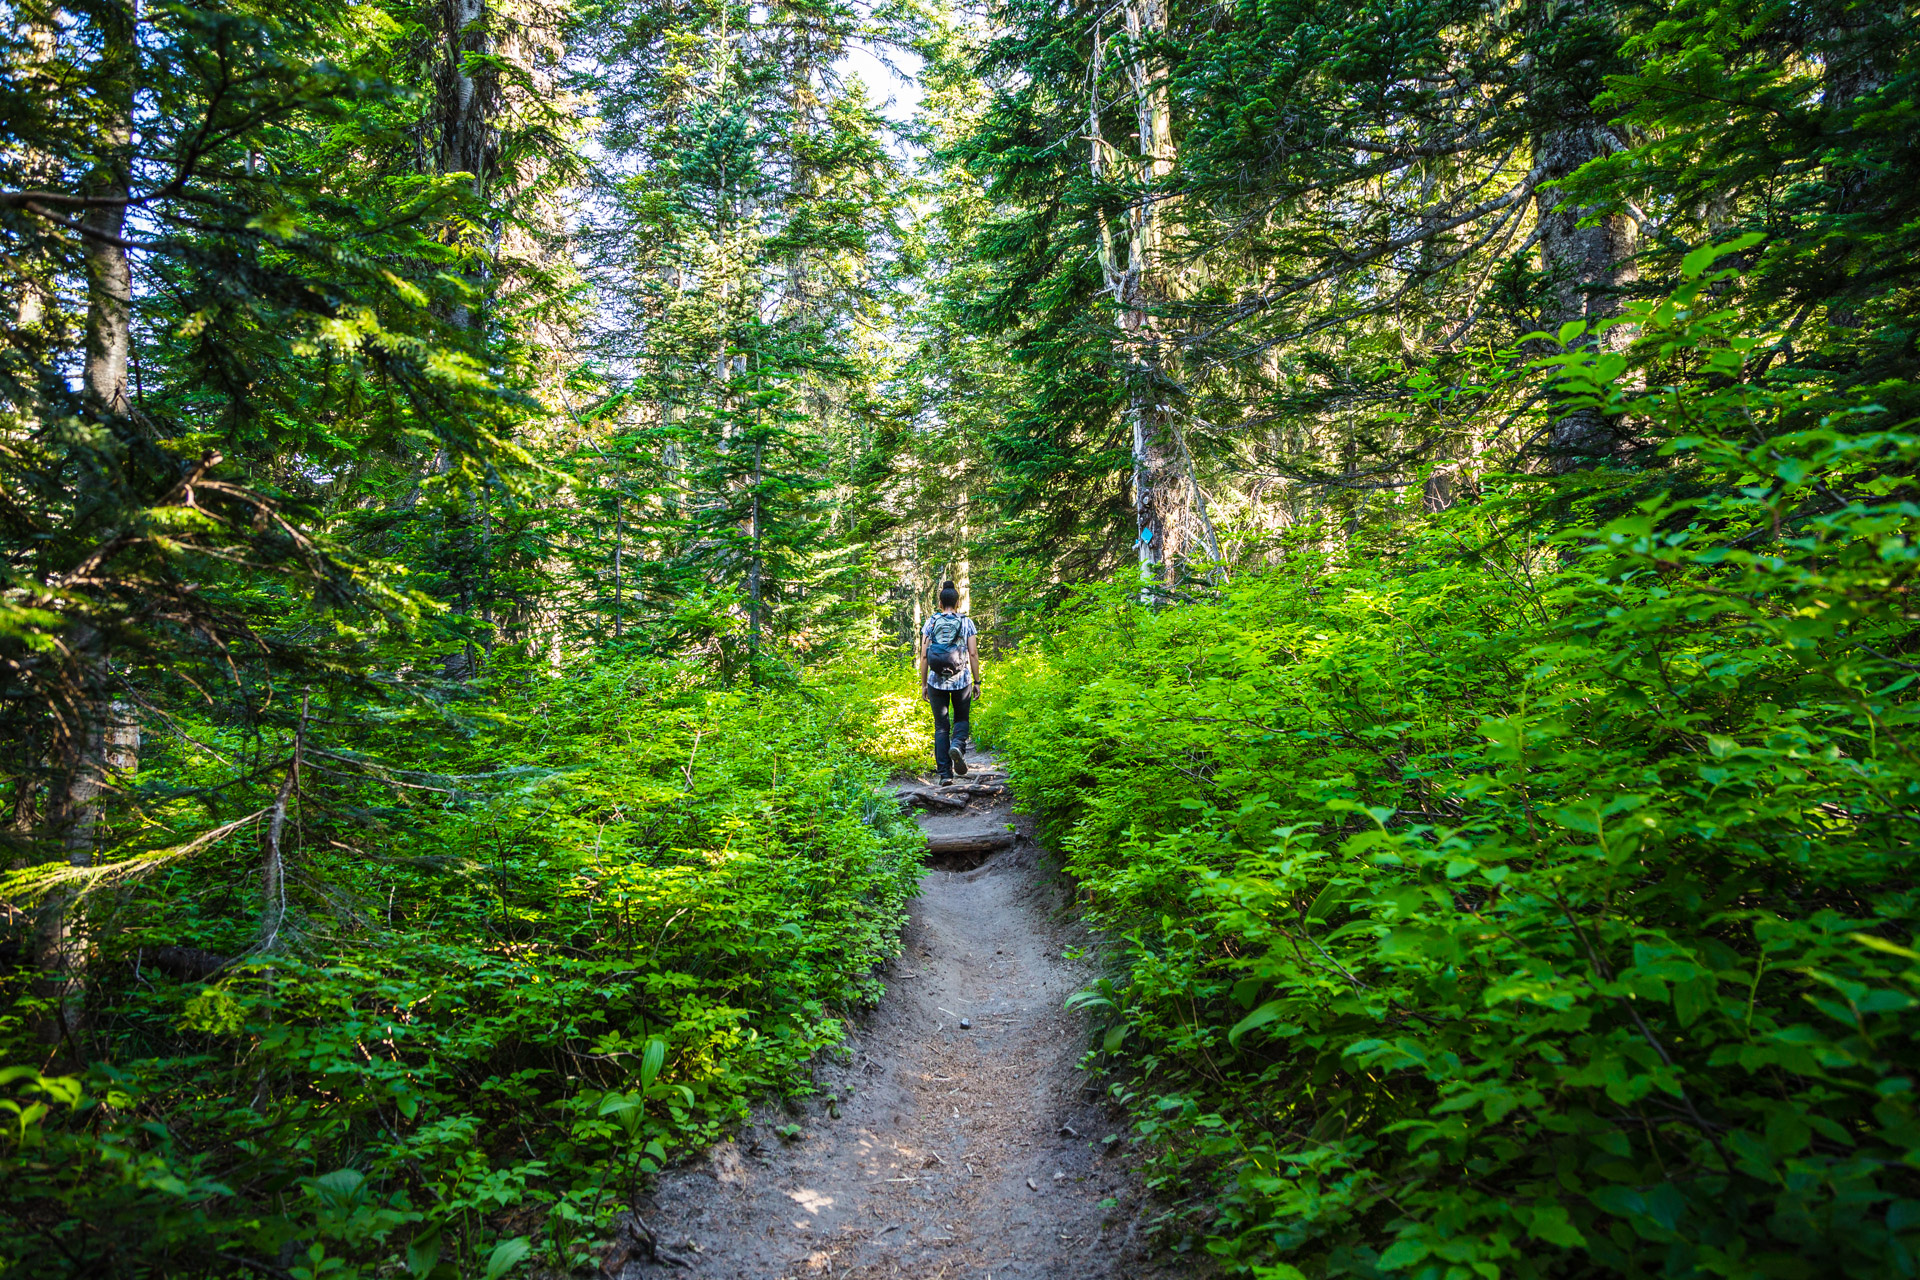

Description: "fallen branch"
600 1210 692 1273
897 787 969 811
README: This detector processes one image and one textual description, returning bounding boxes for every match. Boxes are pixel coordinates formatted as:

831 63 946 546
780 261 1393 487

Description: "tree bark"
1530 3 1638 471
747 433 763 660
37 691 137 1044
435 0 499 333
81 53 133 417
37 4 139 1047
612 493 624 640
924 830 1014 858
11 3 59 336
1093 3 1207 589
437 0 498 199
1534 121 1638 470
257 692 306 955
898 787 969 812
955 491 971 615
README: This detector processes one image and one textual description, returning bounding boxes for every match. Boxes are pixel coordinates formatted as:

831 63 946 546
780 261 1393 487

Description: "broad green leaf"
640 1037 667 1091
405 1228 442 1278
1228 1001 1295 1048
483 1237 532 1280
1529 1204 1587 1247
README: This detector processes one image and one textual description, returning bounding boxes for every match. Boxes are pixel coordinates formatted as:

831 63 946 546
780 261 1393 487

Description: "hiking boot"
950 743 969 777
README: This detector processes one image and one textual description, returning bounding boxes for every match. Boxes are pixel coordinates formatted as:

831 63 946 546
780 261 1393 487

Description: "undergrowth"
1 658 922 1278
977 265 1920 1278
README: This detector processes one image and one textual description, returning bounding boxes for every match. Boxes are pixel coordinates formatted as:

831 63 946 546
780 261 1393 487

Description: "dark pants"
927 686 971 778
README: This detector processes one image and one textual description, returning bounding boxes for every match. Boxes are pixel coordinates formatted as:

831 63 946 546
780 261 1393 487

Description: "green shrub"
978 264 1920 1277
1 658 922 1278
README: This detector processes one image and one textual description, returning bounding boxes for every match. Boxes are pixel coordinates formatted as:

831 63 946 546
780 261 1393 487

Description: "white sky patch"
834 41 926 128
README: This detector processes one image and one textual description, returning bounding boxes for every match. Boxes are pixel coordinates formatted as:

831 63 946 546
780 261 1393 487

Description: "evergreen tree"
563 0 909 672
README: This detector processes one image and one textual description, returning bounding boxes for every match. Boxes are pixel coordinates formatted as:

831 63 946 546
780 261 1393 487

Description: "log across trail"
618 752 1190 1279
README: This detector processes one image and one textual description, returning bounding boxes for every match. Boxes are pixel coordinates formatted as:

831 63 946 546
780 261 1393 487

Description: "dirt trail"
621 750 1183 1279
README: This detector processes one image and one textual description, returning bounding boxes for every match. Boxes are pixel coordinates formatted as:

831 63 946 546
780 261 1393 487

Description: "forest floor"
620 750 1197 1280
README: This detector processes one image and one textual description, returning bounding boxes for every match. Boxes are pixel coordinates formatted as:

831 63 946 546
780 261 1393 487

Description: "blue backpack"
925 612 968 677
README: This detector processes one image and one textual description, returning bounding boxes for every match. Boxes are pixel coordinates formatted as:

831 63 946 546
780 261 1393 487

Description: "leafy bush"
809 649 938 772
977 264 1920 1277
1 659 922 1279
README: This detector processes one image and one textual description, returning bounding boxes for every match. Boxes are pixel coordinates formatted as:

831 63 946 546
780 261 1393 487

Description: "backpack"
925 612 968 678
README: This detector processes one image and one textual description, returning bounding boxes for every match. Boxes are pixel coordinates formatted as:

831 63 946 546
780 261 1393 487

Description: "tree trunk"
1533 120 1638 470
37 691 138 1044
437 0 498 197
38 5 138 1047
12 4 59 336
955 492 971 615
436 0 498 332
612 493 623 640
81 95 133 416
747 437 763 660
1530 2 1638 471
9 726 41 835
1093 3 1203 590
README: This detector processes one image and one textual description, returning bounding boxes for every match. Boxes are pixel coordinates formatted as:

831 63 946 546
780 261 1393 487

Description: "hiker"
917 580 980 784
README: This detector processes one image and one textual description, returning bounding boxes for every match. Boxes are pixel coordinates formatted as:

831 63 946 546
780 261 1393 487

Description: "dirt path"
621 751 1183 1279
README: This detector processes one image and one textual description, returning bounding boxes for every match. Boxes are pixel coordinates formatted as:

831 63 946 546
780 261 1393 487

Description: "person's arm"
967 634 981 687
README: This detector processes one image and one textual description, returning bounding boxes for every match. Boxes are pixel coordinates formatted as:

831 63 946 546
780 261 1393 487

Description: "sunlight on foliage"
0 658 923 1277
986 268 1920 1278
807 652 933 772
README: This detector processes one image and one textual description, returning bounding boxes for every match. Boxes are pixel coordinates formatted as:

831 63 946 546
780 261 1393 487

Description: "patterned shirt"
921 612 977 692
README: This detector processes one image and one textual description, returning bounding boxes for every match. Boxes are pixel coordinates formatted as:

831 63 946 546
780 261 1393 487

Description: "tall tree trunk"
38 679 139 1046
11 3 59 336
438 0 496 187
9 726 41 835
747 387 763 665
436 0 499 333
1533 123 1638 469
258 693 306 954
431 0 516 670
784 21 814 326
955 493 971 616
1530 3 1638 471
38 3 138 1047
612 493 624 640
1094 2 1204 590
81 112 133 416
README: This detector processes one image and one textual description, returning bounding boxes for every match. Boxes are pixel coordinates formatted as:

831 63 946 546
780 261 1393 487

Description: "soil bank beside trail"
621 752 1196 1280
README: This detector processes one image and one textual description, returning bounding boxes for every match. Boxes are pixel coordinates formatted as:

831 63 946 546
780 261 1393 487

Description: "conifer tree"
0 0 561 1030
565 0 907 670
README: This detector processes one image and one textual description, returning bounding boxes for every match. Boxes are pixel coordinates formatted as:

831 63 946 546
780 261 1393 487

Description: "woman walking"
917 580 979 784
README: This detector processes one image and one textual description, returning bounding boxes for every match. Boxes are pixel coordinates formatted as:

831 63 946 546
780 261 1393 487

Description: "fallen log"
905 784 1009 809
897 787 969 811
924 830 1015 857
